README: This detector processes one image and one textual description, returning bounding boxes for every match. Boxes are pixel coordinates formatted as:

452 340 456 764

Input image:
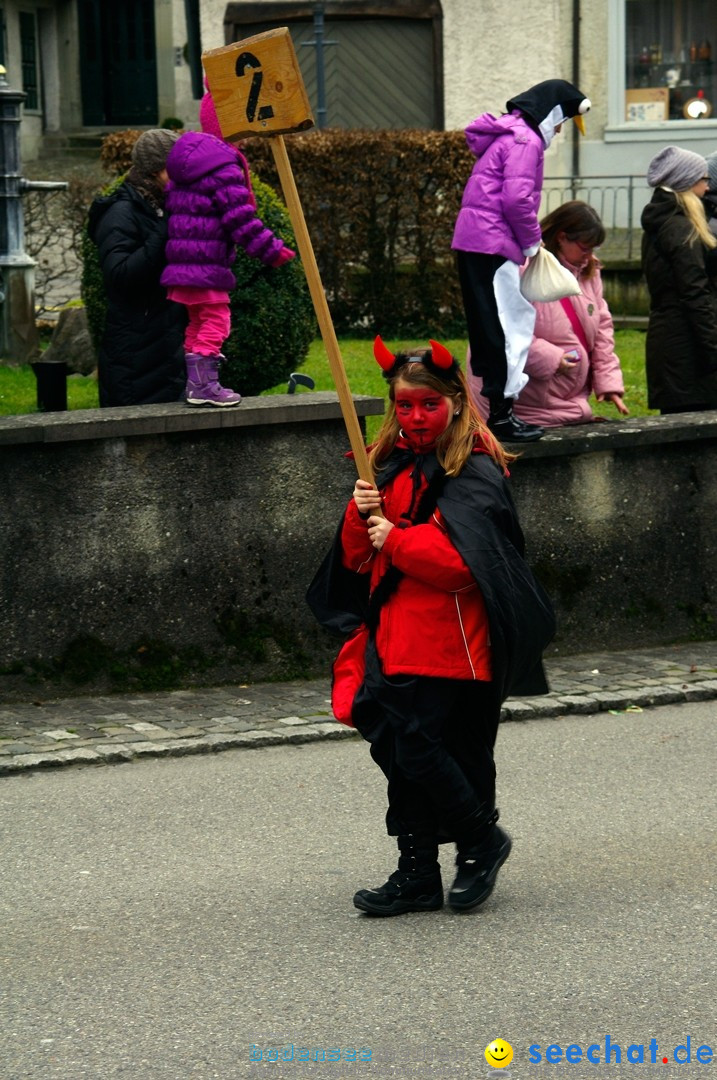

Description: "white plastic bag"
519 247 582 302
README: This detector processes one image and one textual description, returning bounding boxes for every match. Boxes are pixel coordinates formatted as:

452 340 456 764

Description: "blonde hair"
369 353 515 477
675 189 717 248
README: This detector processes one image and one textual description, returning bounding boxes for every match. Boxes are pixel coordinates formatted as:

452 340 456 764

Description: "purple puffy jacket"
452 111 544 265
160 132 285 290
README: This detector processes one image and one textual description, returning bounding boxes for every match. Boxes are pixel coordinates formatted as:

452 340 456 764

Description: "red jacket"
340 460 492 681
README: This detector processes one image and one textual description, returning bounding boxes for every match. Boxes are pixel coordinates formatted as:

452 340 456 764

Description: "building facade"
2 0 716 185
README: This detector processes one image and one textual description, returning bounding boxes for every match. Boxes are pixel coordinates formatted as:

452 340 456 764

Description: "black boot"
353 833 443 916
448 808 512 913
488 398 544 443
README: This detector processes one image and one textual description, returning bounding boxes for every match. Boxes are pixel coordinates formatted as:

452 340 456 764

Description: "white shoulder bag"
520 247 582 303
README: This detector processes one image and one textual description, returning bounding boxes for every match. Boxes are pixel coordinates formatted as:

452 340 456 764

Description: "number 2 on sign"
235 52 275 123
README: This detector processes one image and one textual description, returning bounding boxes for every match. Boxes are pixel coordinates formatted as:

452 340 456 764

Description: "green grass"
0 331 652 436
592 330 654 419
0 366 99 415
266 330 655 439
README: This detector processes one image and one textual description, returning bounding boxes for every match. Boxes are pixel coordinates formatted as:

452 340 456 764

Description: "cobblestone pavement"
1 641 715 777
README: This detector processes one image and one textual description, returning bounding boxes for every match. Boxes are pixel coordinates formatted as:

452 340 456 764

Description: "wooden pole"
270 135 375 486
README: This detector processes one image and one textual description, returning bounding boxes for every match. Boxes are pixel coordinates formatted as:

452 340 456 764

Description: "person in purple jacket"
161 89 296 407
452 80 591 442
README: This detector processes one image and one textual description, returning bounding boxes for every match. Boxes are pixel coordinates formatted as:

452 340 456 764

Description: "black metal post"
571 0 581 195
0 64 67 410
0 64 38 364
301 4 338 130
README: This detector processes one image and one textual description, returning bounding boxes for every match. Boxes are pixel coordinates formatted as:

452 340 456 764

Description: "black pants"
456 250 510 401
352 641 502 838
660 404 712 414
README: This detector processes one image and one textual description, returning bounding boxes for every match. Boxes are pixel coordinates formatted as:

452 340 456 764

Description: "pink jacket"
451 112 544 264
470 260 625 426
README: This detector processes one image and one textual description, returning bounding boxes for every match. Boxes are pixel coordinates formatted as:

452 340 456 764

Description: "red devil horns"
428 339 455 370
373 335 396 372
374 335 455 372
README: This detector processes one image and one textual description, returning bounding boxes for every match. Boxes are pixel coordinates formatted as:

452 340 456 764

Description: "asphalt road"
1 701 715 1080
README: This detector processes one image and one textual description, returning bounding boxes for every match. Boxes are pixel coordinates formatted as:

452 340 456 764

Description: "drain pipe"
572 0 581 195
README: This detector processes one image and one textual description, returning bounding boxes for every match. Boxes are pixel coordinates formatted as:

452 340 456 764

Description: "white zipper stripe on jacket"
454 593 477 679
435 509 478 678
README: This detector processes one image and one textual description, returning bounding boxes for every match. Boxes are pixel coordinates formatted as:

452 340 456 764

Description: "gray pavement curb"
2 676 716 778
0 718 358 776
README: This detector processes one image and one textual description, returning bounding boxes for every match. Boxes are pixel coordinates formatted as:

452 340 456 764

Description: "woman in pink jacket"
470 201 629 427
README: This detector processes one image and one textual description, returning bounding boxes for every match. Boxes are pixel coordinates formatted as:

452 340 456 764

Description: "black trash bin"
31 360 68 412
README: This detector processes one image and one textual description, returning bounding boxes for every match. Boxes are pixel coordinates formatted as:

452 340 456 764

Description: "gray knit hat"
131 129 180 175
705 149 717 192
646 145 707 191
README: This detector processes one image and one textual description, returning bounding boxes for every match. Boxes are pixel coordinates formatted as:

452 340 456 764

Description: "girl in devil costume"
307 338 555 916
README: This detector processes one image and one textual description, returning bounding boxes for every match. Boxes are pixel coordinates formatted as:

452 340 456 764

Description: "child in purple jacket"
161 90 295 407
452 80 590 443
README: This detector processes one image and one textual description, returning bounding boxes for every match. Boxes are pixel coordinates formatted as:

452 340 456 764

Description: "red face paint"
394 381 454 450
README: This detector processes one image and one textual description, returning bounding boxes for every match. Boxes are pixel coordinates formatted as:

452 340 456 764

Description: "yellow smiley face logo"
484 1039 514 1068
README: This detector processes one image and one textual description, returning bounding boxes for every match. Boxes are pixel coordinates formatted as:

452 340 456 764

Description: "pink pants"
184 302 232 356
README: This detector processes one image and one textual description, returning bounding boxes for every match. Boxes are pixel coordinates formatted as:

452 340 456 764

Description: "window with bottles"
626 0 716 120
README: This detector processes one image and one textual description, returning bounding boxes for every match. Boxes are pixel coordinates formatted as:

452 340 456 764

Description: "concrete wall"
1 397 716 698
509 415 717 653
0 394 380 695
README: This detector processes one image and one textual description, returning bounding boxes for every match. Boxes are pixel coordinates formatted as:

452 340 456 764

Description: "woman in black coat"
88 129 186 407
641 145 717 414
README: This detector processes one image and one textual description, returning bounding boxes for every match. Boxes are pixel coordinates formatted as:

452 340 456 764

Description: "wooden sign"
202 31 378 488
202 28 314 141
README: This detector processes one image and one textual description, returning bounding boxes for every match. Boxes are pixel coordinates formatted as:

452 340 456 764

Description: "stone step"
612 315 648 330
37 130 127 161
38 136 103 161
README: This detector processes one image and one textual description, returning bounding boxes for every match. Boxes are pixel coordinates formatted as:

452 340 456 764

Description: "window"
626 0 716 121
19 11 38 109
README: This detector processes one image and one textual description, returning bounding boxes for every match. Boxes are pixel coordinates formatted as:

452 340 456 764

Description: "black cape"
307 448 556 702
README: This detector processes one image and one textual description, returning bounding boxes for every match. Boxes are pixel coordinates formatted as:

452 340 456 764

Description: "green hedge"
222 177 315 397
244 129 474 337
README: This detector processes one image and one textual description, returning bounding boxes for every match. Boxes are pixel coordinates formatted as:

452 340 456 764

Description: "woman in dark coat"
88 129 186 407
641 145 717 413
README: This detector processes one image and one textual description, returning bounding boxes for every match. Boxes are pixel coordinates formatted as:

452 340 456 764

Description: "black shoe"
448 824 512 913
353 868 444 916
488 411 544 443
354 832 443 916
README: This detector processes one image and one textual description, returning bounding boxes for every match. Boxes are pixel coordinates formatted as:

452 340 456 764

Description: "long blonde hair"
675 189 717 248
369 352 515 477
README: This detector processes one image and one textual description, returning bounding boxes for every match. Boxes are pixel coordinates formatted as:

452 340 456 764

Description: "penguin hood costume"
506 79 591 147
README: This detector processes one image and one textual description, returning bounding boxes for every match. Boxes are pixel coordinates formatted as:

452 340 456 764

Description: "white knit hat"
646 145 707 191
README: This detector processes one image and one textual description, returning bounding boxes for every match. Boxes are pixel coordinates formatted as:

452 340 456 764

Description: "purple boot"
185 353 242 407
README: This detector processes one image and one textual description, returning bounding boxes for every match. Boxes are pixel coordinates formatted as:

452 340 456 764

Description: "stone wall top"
0 392 386 447
2 396 716 453
514 410 717 458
